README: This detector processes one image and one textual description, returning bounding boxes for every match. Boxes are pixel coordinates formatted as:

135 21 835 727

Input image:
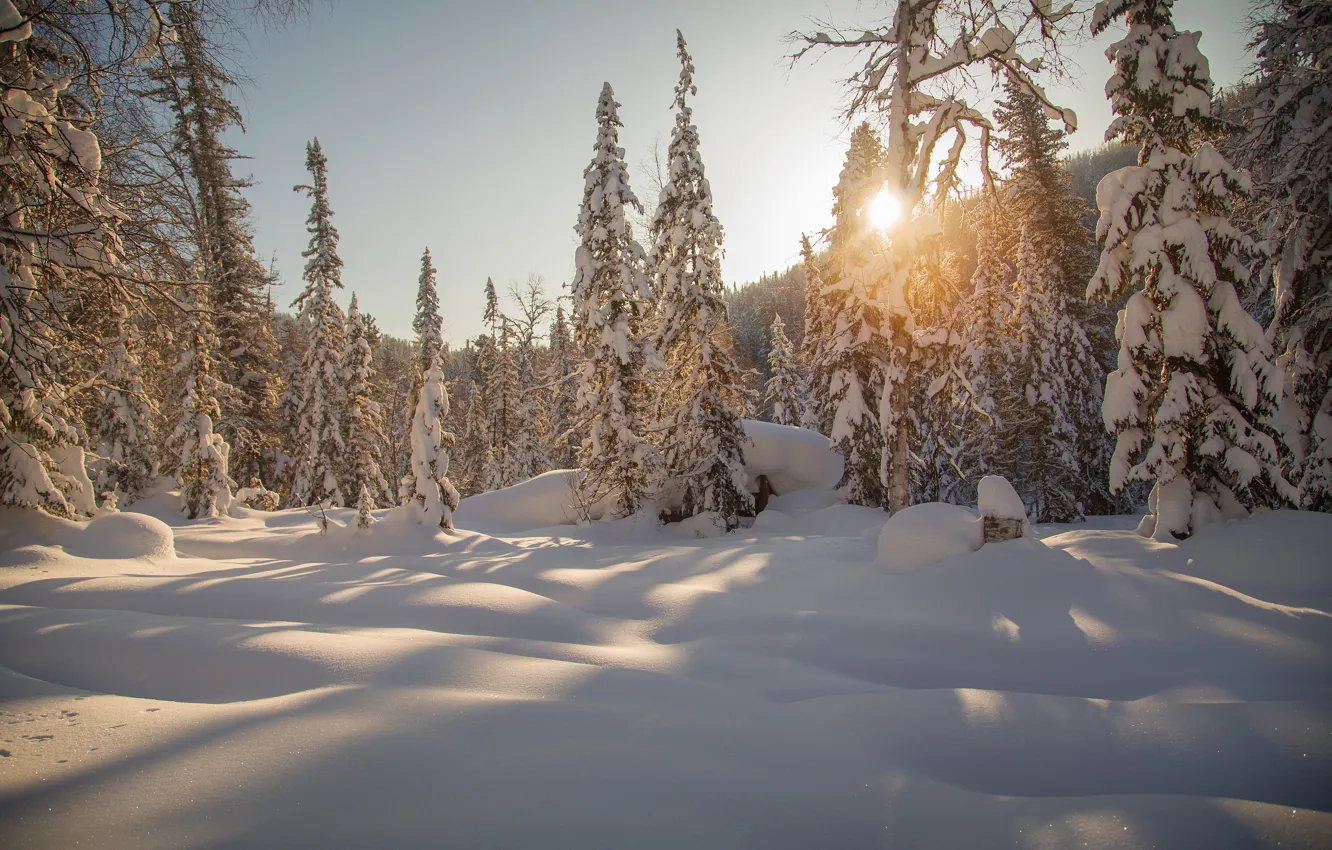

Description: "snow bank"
742 420 842 494
0 507 175 564
876 502 983 573
457 470 607 533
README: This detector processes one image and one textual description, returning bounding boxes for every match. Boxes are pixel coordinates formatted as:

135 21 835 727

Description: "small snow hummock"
876 502 983 573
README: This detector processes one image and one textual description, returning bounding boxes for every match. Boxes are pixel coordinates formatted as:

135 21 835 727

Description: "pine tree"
1089 0 1293 538
570 83 662 518
355 482 375 534
648 32 751 528
403 354 460 529
342 294 391 509
290 139 347 507
171 301 234 519
151 1 279 484
1242 0 1332 511
763 314 804 426
825 123 889 508
93 305 159 503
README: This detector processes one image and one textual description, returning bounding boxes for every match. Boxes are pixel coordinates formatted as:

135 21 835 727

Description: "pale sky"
227 0 1257 343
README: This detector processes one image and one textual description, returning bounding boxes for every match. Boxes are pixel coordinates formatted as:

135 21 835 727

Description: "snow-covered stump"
978 475 1027 543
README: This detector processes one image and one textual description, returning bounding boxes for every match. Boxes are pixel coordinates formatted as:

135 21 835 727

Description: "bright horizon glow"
868 191 903 231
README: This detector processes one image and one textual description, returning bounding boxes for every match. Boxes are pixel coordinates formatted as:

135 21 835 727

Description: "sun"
867 190 902 231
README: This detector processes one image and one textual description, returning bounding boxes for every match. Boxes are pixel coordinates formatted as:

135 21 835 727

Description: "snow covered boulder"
75 512 177 560
876 502 982 573
977 475 1028 542
458 470 610 533
741 420 842 495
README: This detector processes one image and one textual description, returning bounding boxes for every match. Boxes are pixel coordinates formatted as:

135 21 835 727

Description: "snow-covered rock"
876 502 983 573
741 420 843 494
458 469 609 533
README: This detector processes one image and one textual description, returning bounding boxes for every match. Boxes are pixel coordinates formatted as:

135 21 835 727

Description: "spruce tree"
798 234 835 433
826 124 889 508
413 249 444 377
764 314 804 427
171 301 234 519
1242 0 1332 511
1089 0 1293 538
152 1 279 484
544 306 580 468
570 83 662 517
290 139 348 507
342 295 392 509
403 353 460 529
648 32 751 528
93 306 159 503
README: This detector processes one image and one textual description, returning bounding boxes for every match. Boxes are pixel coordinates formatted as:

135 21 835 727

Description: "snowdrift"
741 419 842 494
877 502 982 572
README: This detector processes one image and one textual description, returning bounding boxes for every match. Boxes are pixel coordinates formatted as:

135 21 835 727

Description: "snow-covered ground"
1 486 1330 848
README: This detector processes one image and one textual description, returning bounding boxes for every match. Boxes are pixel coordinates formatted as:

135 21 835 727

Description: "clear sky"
226 0 1257 344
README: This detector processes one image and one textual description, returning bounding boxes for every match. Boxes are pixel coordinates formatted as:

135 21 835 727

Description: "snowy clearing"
1 493 1330 849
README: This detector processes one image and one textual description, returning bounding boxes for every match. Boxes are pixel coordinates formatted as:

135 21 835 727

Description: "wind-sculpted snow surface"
1 493 1330 848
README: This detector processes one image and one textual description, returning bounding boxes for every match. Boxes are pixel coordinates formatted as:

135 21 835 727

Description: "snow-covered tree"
413 249 443 377
544 305 580 468
403 354 460 529
0 2 123 517
954 199 1013 489
151 1 279 484
1241 0 1332 511
290 139 347 507
170 302 234 519
825 123 889 508
648 32 751 528
342 294 391 509
93 306 159 503
764 314 804 426
1088 0 1292 538
798 234 834 433
795 0 1084 513
570 82 662 517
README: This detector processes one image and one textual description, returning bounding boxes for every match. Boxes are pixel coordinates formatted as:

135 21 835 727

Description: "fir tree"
93 306 159 503
342 294 391 509
403 354 460 529
290 139 347 507
355 483 375 534
1089 0 1293 538
171 302 234 519
764 314 804 426
1242 0 1332 511
570 83 662 518
648 32 751 528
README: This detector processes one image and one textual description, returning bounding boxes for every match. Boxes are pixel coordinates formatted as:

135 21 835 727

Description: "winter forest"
2 0 1331 846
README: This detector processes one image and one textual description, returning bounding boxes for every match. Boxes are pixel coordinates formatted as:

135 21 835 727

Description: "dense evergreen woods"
2 0 1327 540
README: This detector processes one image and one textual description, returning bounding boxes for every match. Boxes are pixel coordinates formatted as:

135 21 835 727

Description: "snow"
978 474 1028 521
459 469 607 533
1 493 1330 847
876 502 983 573
741 419 843 494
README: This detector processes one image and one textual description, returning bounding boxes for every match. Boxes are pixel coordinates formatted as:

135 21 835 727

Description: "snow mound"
765 487 841 516
792 503 888 538
0 507 175 563
978 475 1027 521
742 420 842 494
752 509 793 530
72 512 176 560
458 470 607 533
877 502 983 573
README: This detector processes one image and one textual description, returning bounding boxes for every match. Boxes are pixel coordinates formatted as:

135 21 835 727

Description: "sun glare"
868 191 902 231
